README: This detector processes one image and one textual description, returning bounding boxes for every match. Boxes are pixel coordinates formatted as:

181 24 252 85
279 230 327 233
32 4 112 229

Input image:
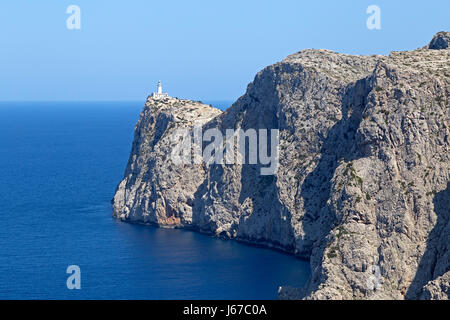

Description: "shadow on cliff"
233 72 297 252
236 165 296 251
299 77 370 296
191 66 297 251
405 182 450 299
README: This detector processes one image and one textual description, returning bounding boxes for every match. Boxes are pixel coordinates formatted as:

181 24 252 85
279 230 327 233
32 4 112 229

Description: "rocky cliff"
113 32 449 300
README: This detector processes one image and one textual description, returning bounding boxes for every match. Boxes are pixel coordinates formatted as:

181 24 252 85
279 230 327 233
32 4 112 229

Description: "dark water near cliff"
0 101 309 299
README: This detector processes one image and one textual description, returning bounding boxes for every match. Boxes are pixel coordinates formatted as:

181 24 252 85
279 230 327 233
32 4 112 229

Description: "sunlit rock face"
114 32 449 300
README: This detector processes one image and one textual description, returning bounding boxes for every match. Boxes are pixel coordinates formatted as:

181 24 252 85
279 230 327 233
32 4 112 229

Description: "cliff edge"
113 32 449 300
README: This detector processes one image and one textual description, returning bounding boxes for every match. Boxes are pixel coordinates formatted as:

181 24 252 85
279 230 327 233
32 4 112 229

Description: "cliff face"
113 97 222 226
113 32 449 300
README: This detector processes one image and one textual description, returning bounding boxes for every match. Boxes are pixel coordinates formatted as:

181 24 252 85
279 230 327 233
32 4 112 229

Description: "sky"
0 0 449 102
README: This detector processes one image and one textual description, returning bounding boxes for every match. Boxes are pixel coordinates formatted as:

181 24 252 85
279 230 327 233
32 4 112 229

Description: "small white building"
151 80 169 99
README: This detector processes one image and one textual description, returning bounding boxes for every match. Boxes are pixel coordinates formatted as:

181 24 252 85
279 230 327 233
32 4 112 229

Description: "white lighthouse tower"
157 81 163 94
152 80 168 99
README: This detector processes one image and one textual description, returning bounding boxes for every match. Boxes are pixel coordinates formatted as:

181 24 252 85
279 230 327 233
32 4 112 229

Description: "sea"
0 101 310 299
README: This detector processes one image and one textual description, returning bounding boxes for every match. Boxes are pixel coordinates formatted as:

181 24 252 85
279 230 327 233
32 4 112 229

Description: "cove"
0 101 310 299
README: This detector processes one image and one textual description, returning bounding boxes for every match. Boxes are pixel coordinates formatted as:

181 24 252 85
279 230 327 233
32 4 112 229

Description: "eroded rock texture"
113 33 449 300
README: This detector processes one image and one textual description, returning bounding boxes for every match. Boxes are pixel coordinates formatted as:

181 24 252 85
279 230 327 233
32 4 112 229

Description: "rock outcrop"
428 31 450 50
113 97 222 226
113 33 449 300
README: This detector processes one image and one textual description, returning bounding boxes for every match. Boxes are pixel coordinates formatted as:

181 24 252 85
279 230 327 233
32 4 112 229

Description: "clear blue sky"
1 0 448 101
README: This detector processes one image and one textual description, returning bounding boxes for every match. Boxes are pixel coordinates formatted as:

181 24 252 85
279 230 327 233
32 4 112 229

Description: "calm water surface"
0 101 310 299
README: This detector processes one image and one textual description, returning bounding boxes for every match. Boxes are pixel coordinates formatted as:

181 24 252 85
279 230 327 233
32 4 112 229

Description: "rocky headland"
113 32 449 300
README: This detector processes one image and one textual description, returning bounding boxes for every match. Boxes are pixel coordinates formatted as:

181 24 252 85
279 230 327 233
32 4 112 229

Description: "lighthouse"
157 81 163 94
152 80 168 99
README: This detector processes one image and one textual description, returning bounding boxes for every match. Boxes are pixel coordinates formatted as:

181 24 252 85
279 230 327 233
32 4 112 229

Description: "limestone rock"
428 31 450 50
113 32 449 300
112 96 222 227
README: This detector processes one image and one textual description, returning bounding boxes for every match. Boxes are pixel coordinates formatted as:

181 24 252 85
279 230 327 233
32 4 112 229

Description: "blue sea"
0 101 310 300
